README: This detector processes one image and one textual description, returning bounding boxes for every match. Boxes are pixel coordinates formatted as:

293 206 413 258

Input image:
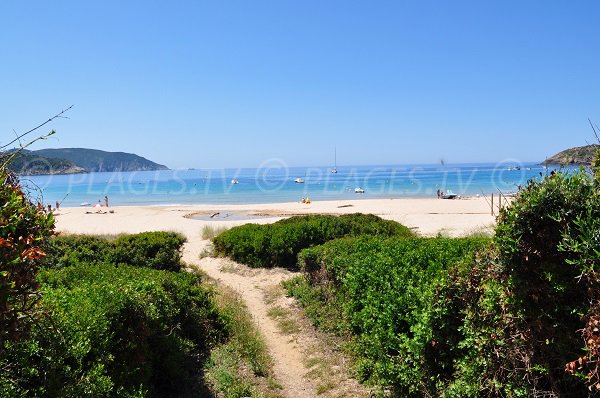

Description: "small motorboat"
442 189 457 199
231 179 239 184
80 202 91 206
294 178 305 184
354 187 365 194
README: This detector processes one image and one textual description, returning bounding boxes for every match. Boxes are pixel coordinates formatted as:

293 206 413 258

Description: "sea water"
21 162 576 207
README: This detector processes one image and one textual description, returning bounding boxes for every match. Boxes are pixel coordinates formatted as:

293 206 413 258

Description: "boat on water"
294 178 305 184
231 179 239 184
331 147 338 174
354 187 365 194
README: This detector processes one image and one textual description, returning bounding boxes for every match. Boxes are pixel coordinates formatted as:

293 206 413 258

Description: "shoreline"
60 194 487 208
55 197 497 238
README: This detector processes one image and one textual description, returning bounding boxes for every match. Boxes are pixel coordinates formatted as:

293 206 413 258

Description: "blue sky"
1 1 599 169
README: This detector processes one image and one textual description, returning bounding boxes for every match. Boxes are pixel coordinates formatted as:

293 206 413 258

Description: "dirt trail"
182 239 370 398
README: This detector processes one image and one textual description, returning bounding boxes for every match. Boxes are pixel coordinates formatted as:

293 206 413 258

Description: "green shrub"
213 214 413 268
43 234 113 269
482 169 600 396
45 231 187 271
592 145 600 180
429 170 599 397
110 231 187 271
0 168 54 346
289 235 489 396
1 263 225 398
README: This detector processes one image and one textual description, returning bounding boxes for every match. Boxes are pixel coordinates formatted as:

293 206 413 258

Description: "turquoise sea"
22 162 574 207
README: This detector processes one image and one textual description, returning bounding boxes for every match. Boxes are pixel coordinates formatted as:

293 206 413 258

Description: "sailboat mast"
332 147 338 173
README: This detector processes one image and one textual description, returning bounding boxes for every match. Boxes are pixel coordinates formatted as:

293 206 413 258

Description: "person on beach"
436 189 441 199
104 196 109 207
55 201 60 210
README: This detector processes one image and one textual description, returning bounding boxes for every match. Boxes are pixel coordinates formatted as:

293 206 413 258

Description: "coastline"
55 197 496 238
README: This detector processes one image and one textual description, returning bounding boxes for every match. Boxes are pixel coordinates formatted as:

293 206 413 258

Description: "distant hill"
4 150 86 175
542 144 599 166
32 148 168 173
3 148 168 175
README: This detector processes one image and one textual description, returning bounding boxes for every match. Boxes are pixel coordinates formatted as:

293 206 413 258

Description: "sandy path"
182 239 319 398
183 239 369 398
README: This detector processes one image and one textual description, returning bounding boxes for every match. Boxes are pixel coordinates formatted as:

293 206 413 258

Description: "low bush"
45 231 186 271
110 231 187 271
43 234 113 268
0 263 225 398
0 168 54 344
213 213 413 268
289 235 489 396
464 169 600 397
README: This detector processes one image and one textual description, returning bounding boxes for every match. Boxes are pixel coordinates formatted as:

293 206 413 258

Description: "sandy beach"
54 197 496 238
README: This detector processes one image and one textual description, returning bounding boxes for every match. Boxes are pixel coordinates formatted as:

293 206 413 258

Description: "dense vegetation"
0 173 273 398
287 236 489 396
0 169 54 348
1 227 227 397
485 169 600 396
45 232 187 271
213 213 413 268
285 168 600 397
2 264 224 397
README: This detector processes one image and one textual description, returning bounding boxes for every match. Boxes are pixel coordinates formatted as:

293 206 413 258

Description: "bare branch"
0 130 57 171
1 105 73 150
588 118 600 144
12 129 22 148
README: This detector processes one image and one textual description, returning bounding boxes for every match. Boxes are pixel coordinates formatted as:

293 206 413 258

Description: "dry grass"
263 284 284 305
267 306 301 335
201 224 229 240
198 244 215 259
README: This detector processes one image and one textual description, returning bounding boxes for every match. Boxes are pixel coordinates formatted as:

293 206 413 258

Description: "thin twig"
588 118 600 144
1 105 73 150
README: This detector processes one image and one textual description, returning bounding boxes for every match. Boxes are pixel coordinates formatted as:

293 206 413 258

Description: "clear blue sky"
1 1 599 169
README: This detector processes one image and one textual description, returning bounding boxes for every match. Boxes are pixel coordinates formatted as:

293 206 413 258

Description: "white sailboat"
331 147 338 173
